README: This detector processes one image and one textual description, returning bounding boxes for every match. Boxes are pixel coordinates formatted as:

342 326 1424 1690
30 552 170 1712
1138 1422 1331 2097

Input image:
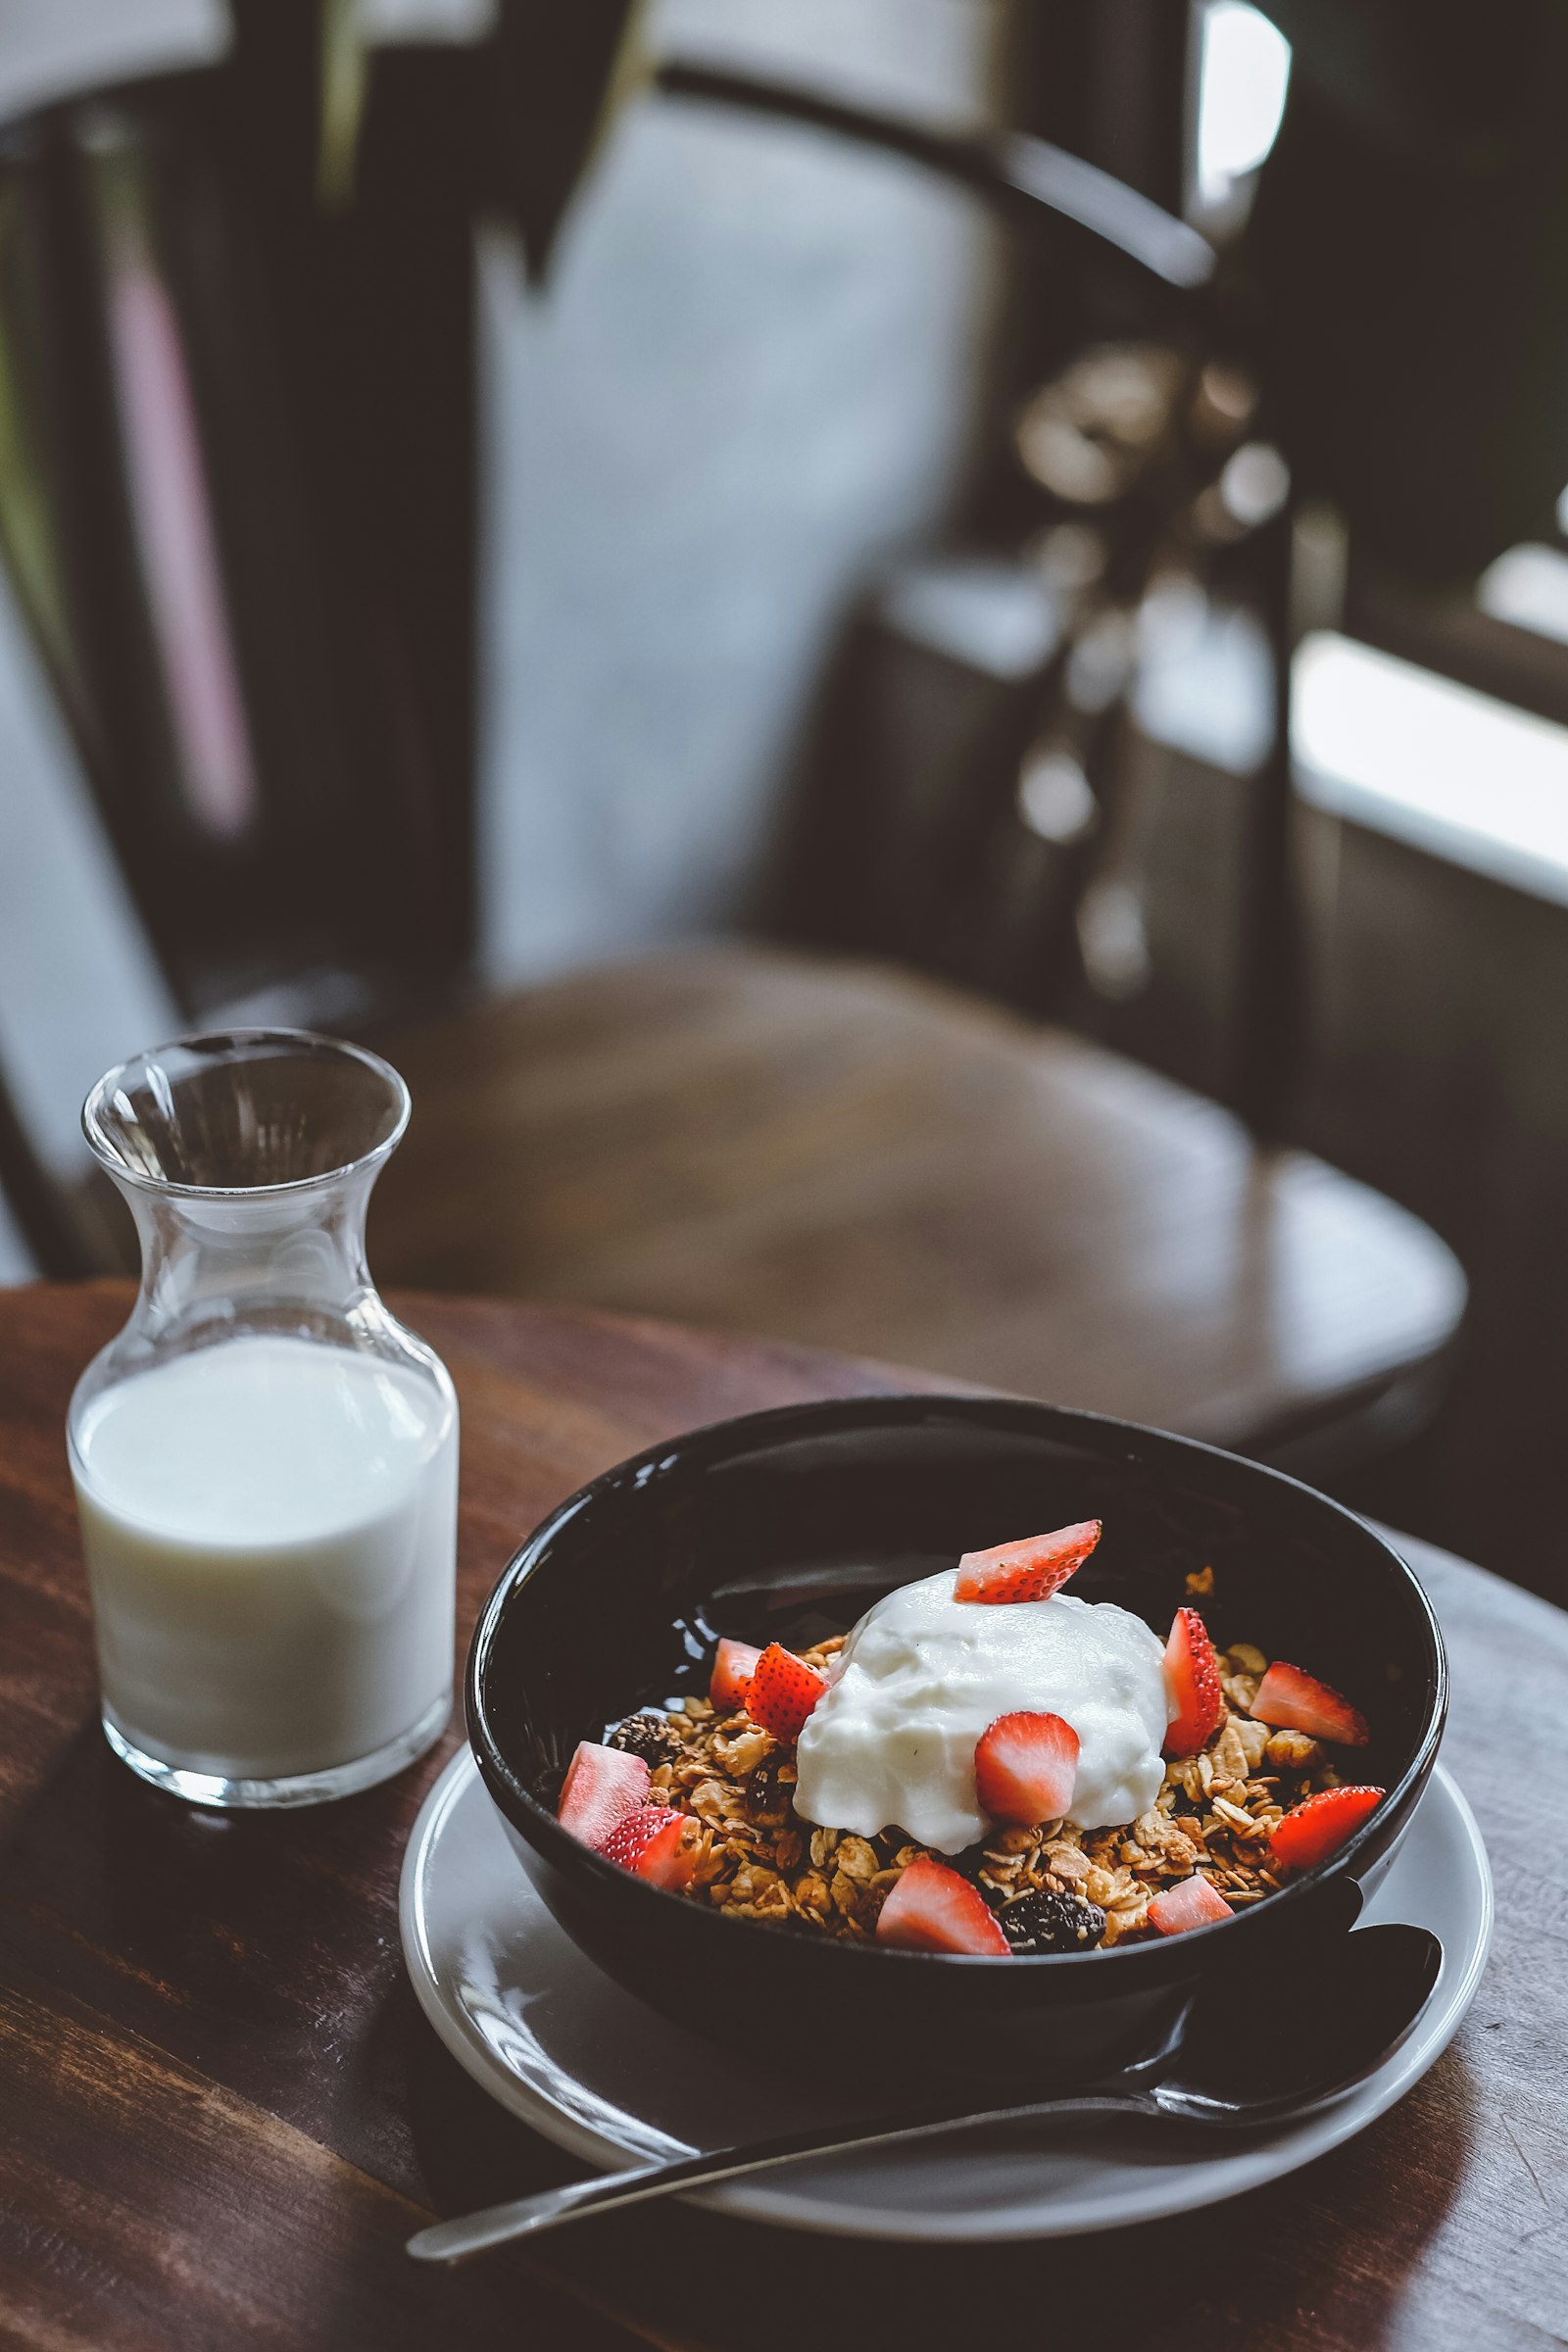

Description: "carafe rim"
81 1026 411 1201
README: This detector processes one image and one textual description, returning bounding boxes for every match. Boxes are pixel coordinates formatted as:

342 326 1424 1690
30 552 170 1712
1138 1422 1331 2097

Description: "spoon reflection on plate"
408 1920 1442 2261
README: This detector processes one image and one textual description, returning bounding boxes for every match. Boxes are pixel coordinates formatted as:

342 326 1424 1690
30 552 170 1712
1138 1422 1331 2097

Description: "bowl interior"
474 1397 1442 1827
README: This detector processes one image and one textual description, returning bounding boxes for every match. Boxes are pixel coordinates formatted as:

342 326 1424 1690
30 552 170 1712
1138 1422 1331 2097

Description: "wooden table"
0 1284 1562 2352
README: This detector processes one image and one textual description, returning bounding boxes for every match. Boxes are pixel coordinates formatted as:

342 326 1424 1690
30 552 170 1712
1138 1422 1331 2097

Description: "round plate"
399 1750 1492 2242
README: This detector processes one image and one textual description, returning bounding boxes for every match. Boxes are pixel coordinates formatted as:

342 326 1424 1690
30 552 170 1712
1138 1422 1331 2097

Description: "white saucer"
399 1751 1493 2242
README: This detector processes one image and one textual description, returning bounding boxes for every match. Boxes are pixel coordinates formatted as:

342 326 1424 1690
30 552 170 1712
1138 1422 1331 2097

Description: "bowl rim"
466 1392 1447 1978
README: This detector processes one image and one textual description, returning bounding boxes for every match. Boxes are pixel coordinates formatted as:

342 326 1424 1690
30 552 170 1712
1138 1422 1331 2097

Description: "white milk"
71 1334 458 1782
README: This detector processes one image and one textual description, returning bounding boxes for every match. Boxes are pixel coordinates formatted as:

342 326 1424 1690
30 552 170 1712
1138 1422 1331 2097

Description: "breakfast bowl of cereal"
466 1395 1446 2087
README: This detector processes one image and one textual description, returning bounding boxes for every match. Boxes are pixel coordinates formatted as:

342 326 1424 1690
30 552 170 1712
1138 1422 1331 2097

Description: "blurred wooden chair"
363 942 1463 1479
0 27 1464 1481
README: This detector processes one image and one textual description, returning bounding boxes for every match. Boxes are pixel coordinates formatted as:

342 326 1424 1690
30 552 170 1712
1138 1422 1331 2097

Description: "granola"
605 1634 1345 1949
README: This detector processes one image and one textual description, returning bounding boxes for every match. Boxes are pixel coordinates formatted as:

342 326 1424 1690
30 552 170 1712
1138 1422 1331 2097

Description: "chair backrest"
0 19 1236 1272
0 12 479 1032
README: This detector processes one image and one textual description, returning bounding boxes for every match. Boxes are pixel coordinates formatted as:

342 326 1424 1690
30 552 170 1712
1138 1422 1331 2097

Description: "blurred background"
3 0 1567 1599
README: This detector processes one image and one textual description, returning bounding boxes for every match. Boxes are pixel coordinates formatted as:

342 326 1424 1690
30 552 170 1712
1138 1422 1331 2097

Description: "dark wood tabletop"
0 1283 1562 2352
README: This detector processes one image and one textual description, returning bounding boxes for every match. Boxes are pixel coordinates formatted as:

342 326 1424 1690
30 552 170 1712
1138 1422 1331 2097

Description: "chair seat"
369 944 1465 1469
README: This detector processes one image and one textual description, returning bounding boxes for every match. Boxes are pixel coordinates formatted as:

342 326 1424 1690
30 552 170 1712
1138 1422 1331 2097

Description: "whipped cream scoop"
794 1568 1170 1853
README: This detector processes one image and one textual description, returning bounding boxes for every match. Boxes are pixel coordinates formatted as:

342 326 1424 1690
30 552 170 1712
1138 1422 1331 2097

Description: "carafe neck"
117 1166 385 1350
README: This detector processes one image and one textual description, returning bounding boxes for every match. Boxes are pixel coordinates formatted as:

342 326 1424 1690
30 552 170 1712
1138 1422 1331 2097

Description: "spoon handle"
406 2091 1143 2260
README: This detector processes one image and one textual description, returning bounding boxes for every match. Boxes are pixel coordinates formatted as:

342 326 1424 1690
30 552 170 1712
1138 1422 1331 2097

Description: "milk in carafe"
71 1334 457 1783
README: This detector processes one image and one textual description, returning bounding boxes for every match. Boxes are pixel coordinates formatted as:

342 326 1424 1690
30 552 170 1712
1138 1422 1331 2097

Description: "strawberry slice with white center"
1148 1875 1235 1936
1162 1606 1225 1756
599 1803 702 1889
974 1710 1080 1826
557 1740 650 1846
1251 1661 1370 1747
875 1855 1011 1955
1268 1785 1385 1873
955 1519 1102 1605
745 1642 828 1741
709 1637 762 1713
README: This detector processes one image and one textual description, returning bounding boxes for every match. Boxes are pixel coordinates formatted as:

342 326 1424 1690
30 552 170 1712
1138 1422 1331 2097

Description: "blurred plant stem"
318 0 370 209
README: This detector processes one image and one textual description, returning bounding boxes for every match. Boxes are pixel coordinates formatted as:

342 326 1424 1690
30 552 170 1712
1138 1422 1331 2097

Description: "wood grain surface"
0 1281 1562 2352
368 945 1465 1468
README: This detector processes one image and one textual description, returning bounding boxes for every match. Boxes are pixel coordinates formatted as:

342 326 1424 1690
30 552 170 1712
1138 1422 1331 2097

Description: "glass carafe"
67 1029 459 1807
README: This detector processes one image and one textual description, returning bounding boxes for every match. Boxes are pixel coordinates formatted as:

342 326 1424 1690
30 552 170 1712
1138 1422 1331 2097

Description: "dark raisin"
745 1751 797 1824
607 1711 684 1766
999 1888 1107 1954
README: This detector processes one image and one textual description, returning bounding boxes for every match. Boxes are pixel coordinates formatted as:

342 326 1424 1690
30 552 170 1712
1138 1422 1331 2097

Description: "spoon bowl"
1150 1919 1441 2125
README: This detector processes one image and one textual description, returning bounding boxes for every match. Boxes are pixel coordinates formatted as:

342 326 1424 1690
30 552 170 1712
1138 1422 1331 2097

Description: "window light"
1195 3 1292 208
1293 630 1568 907
1478 543 1568 648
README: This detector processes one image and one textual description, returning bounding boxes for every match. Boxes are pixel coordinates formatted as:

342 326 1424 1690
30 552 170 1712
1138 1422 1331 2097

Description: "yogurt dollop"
794 1569 1170 1853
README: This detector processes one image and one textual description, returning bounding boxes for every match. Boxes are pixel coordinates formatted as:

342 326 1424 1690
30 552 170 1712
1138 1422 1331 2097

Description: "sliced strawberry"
1162 1607 1225 1756
875 1856 1011 1955
557 1740 649 1846
745 1642 828 1741
974 1711 1080 1826
599 1803 701 1889
709 1637 762 1713
1148 1875 1235 1936
1251 1661 1370 1747
1269 1785 1385 1873
955 1519 1102 1605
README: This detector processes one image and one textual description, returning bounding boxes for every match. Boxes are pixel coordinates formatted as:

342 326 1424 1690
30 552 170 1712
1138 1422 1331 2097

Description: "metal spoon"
408 1921 1440 2261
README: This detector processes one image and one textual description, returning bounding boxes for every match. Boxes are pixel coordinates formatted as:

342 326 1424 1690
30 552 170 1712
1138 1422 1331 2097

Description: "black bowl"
466 1396 1446 2088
